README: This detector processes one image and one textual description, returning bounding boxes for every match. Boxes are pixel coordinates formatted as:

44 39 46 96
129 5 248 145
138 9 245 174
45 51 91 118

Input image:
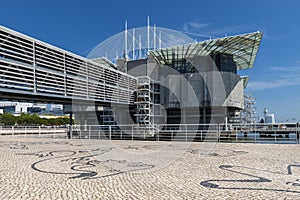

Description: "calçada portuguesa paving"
0 136 299 199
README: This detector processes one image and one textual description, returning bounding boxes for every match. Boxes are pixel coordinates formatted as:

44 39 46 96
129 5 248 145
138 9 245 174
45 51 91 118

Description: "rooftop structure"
88 20 195 63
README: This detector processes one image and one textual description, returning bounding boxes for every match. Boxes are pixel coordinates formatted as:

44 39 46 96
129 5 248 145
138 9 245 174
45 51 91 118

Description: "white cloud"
248 65 300 91
189 22 210 29
182 22 212 39
182 22 255 39
182 21 210 32
247 79 300 91
205 25 251 35
270 66 300 72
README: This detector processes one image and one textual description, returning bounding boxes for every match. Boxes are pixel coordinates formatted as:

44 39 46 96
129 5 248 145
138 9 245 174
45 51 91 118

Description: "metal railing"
1 123 299 144
0 126 68 138
67 123 299 144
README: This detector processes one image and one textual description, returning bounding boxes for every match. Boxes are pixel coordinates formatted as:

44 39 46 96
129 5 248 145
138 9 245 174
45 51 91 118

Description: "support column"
68 112 73 139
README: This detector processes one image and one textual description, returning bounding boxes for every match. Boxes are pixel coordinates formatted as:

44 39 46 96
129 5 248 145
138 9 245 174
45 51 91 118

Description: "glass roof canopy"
149 32 263 70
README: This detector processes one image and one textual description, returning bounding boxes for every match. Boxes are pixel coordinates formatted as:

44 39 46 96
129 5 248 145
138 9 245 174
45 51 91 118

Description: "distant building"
0 101 63 116
263 108 276 124
0 101 33 114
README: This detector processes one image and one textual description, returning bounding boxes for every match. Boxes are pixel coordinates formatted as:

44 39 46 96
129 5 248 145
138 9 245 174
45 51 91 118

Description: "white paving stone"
0 136 299 199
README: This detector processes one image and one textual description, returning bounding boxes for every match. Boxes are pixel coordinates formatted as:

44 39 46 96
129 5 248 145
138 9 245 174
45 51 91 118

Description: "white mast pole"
132 28 135 60
139 35 142 59
159 31 162 49
153 24 156 50
147 16 150 54
125 20 128 59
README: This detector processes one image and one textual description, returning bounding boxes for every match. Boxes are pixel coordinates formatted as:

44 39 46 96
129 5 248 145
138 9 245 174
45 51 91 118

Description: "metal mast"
159 31 162 49
124 20 128 59
132 28 135 60
139 34 142 59
147 16 150 54
153 24 156 50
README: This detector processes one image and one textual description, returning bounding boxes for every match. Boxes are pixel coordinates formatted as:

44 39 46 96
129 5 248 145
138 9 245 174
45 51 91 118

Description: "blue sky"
1 0 299 122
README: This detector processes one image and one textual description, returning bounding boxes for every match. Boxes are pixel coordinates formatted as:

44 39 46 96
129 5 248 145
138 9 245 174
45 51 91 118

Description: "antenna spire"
147 16 150 54
153 24 156 50
124 20 128 60
139 34 142 59
159 31 162 49
132 28 135 60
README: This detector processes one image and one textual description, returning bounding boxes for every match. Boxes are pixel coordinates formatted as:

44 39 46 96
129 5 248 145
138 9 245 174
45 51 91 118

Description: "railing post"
295 123 298 144
296 123 299 144
185 125 188 142
109 125 111 140
254 126 256 144
89 125 91 140
12 126 14 137
39 126 41 138
254 123 256 144
120 127 123 139
218 124 220 142
201 131 202 141
131 126 134 141
79 127 81 139
98 127 101 139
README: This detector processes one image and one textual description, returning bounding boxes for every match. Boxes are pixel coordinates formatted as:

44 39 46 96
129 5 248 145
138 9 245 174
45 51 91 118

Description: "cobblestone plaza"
0 136 299 199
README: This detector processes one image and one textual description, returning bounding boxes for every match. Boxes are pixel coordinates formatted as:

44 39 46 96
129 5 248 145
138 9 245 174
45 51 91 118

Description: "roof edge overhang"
149 31 263 71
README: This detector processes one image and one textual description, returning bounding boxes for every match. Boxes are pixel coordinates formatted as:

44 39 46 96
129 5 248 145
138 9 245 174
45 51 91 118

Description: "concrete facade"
124 53 244 125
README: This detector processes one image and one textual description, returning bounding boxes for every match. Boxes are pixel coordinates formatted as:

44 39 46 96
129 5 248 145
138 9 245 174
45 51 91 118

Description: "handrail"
1 123 299 144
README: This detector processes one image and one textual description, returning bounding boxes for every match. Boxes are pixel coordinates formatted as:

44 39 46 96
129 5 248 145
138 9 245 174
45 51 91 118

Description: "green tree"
0 113 70 126
0 113 16 125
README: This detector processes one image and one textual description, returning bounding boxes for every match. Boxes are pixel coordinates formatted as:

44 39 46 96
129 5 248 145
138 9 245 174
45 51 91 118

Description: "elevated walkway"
0 25 137 105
